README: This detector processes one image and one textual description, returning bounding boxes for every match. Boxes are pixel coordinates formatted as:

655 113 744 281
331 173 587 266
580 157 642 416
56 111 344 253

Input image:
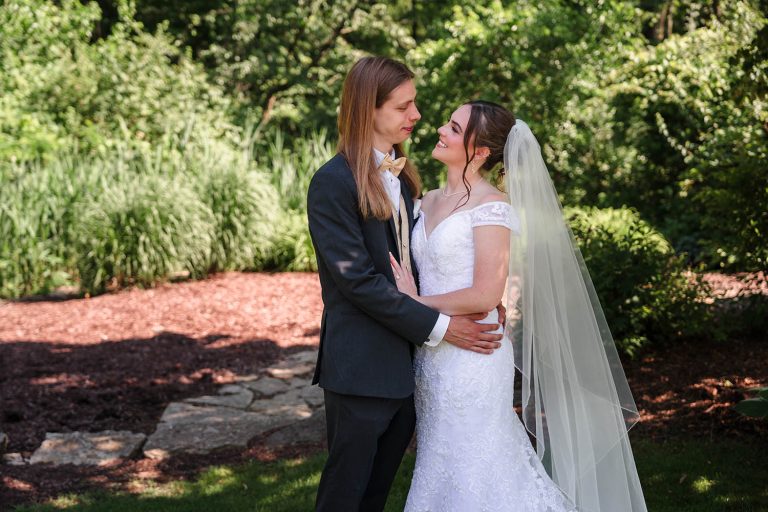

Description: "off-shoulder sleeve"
470 201 521 235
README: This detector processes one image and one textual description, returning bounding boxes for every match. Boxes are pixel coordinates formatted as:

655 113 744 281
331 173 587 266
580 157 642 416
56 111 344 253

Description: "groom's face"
372 79 420 152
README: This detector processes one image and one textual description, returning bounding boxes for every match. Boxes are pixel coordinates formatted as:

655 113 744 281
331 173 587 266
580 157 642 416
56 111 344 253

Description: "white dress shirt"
374 148 448 346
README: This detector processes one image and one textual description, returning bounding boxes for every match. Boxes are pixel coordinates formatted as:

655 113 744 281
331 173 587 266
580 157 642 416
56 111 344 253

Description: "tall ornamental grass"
0 123 333 298
260 129 333 212
200 167 279 272
256 128 335 272
0 121 293 298
74 174 215 295
0 153 104 297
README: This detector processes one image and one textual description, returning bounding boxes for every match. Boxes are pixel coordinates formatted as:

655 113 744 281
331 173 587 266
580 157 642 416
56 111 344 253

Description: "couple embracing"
307 56 647 512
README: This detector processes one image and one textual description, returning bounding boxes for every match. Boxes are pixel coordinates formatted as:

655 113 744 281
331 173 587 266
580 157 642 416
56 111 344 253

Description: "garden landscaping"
1 272 766 509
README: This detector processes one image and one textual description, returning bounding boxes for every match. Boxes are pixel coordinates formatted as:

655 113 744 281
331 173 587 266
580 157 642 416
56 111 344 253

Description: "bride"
390 101 647 511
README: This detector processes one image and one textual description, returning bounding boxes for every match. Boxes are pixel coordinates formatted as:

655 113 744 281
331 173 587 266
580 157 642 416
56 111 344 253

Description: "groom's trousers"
315 389 416 512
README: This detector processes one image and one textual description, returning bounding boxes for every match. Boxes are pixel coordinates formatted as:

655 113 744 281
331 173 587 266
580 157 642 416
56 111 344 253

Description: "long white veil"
503 120 647 511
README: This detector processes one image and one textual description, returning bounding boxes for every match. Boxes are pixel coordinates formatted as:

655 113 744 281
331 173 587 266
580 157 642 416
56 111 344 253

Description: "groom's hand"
444 314 502 355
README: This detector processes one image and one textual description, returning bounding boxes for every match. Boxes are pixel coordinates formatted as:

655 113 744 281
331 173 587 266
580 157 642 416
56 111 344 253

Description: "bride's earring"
470 160 478 175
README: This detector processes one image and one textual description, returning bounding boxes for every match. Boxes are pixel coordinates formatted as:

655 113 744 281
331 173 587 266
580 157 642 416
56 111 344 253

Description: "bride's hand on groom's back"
444 314 502 355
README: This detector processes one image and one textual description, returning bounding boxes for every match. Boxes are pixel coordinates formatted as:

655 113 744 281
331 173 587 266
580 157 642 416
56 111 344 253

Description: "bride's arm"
392 224 510 315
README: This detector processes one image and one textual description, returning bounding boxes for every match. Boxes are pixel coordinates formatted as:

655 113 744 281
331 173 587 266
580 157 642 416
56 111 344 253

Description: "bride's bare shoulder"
475 182 508 205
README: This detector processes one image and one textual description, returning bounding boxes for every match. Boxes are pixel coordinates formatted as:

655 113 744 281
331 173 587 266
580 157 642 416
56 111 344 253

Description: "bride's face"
432 104 474 166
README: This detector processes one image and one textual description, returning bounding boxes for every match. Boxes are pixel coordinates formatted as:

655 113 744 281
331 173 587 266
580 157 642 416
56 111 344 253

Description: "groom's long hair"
338 57 422 220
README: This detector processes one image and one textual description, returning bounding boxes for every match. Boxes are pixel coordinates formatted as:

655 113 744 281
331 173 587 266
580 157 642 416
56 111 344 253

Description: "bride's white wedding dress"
405 200 573 512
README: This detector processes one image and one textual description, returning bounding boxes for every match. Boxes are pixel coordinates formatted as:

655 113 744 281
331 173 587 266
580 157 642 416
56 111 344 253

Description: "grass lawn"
15 439 767 511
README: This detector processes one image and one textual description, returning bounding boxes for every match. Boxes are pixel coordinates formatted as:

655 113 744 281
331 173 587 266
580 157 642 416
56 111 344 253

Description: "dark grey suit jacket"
307 153 439 399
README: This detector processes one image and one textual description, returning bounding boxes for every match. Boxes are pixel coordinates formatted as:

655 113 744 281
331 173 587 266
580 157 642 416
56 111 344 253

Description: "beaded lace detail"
405 201 574 512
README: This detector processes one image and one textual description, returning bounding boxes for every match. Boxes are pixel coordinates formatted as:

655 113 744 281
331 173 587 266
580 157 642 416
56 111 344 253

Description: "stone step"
3 452 28 466
143 402 293 459
184 385 254 409
15 349 326 466
29 431 146 466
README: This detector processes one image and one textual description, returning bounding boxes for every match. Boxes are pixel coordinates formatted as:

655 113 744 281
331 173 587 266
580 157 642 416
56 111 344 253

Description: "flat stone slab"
3 452 28 466
219 384 247 394
263 409 326 448
143 402 287 459
248 386 321 413
242 376 291 398
232 373 260 383
266 364 315 380
266 350 316 378
287 375 312 387
248 396 313 419
298 384 325 408
29 431 146 466
281 350 317 366
184 386 253 409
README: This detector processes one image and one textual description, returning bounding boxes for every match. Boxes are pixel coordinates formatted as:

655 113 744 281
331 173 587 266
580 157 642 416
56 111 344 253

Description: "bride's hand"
389 252 418 297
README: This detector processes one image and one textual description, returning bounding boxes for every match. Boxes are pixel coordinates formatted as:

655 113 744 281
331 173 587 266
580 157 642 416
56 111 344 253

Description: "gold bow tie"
378 154 407 177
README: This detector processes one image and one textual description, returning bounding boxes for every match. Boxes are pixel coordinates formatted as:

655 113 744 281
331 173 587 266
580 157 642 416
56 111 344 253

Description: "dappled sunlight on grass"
284 456 307 467
197 466 238 496
14 440 767 512
130 479 184 499
692 475 715 493
12 456 324 512
256 473 279 485
633 439 768 511
44 495 82 509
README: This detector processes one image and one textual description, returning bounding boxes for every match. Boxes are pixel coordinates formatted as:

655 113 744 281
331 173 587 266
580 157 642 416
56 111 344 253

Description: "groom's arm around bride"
307 140 502 399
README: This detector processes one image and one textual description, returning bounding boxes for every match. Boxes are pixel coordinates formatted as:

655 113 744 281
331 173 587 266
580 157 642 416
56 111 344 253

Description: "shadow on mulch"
0 333 317 510
623 336 767 440
1 271 767 510
0 332 318 453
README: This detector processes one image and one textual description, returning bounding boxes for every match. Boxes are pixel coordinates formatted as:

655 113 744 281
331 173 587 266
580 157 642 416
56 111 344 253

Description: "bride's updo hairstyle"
455 100 516 208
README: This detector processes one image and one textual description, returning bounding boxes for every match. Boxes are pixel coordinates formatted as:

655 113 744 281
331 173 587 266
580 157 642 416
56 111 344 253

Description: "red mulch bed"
1 271 766 509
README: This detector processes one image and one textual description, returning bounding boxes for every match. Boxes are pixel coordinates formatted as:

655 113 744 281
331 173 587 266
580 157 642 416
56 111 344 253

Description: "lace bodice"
412 201 520 296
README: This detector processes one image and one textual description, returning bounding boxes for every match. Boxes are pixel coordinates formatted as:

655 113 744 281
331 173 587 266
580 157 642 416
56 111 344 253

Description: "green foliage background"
1 0 766 351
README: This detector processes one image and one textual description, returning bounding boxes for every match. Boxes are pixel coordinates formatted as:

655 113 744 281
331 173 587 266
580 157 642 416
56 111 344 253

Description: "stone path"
1 350 324 467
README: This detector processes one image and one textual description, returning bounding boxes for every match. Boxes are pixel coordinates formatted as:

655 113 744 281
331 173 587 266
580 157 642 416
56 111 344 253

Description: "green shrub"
0 0 232 161
200 167 280 272
566 206 712 355
265 212 317 272
74 175 215 294
546 3 768 271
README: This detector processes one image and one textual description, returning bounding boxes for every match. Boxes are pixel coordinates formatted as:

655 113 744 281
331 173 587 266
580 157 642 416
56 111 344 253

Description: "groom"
307 56 503 511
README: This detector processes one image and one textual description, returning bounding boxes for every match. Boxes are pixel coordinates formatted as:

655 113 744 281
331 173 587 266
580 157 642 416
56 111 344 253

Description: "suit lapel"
400 179 415 235
398 178 422 285
386 213 398 254
400 180 414 235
